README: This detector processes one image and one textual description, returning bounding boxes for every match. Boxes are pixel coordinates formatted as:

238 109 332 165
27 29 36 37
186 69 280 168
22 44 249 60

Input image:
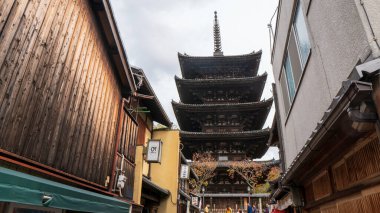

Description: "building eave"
175 74 267 104
142 176 170 198
173 99 273 132
172 98 273 111
180 129 270 139
175 73 267 85
131 67 172 127
180 130 270 159
178 50 262 79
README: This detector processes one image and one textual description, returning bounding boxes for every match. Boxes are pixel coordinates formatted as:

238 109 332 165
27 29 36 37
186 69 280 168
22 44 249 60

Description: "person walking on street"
247 203 253 213
264 204 270 213
252 204 257 213
204 204 209 213
226 205 232 213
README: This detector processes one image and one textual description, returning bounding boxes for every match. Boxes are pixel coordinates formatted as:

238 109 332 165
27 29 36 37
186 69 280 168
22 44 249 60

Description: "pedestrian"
264 204 269 213
226 205 232 213
252 204 257 213
204 204 210 213
247 203 253 213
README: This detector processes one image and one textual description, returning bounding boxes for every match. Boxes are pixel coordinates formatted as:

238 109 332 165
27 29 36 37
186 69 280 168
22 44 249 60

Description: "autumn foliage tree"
227 160 281 193
189 153 217 193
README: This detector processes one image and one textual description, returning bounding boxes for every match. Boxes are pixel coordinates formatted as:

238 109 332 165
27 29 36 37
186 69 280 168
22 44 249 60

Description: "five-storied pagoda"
173 12 273 209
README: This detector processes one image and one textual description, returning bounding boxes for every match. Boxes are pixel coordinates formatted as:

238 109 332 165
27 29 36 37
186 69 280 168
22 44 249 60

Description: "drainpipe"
354 0 380 58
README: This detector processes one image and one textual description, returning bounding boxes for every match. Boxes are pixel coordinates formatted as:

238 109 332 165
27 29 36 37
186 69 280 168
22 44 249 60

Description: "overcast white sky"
109 0 279 160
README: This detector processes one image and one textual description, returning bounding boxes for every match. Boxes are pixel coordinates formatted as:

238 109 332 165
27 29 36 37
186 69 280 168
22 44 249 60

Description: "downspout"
354 0 380 58
272 83 286 172
109 98 129 192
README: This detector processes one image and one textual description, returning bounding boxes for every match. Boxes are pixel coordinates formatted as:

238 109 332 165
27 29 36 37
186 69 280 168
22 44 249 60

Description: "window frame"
279 0 312 122
283 53 296 102
293 1 312 70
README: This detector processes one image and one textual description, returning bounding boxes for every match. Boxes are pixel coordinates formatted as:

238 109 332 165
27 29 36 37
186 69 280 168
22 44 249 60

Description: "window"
294 3 311 68
280 1 311 114
284 54 296 102
218 156 228 161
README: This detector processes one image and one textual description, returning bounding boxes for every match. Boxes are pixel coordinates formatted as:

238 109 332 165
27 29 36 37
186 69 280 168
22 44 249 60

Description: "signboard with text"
191 196 199 206
146 140 162 163
180 164 190 179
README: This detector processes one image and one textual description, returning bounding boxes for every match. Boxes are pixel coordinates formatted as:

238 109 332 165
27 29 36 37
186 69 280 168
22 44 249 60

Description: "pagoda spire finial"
213 11 223 56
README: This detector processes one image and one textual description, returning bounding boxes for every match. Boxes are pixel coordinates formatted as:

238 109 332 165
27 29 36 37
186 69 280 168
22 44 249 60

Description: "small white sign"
146 140 162 163
180 164 190 179
191 196 198 206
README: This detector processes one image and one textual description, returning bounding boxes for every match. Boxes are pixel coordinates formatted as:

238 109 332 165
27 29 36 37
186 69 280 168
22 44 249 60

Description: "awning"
277 193 293 210
0 167 130 213
142 176 169 198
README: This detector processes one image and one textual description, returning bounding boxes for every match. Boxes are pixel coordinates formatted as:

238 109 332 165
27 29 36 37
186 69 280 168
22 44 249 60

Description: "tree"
227 160 281 193
189 153 217 193
267 166 281 181
227 160 263 191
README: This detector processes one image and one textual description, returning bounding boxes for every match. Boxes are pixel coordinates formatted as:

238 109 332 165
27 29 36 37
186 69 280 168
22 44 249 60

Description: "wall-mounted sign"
180 164 190 179
146 140 162 163
191 196 198 206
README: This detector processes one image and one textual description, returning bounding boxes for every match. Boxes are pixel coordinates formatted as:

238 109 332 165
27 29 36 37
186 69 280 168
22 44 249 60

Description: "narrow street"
1 0 380 213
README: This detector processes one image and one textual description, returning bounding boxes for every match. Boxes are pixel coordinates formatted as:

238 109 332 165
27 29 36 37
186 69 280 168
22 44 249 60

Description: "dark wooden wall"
0 0 125 186
113 109 138 199
304 133 380 213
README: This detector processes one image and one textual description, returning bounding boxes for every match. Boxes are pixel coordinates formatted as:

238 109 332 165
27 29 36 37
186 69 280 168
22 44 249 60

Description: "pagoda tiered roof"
172 98 273 132
178 51 262 79
180 129 270 140
179 129 270 159
175 73 267 104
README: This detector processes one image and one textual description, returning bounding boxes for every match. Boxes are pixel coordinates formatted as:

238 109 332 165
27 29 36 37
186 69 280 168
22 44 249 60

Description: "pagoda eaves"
178 51 262 79
172 99 273 132
180 129 270 159
175 73 267 104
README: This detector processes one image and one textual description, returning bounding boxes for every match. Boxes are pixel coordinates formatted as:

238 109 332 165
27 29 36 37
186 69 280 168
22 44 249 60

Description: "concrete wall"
151 129 180 213
272 0 370 168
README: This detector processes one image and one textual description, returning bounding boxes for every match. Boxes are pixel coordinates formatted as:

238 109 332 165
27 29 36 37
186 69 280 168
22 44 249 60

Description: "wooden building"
172 11 273 211
0 0 145 212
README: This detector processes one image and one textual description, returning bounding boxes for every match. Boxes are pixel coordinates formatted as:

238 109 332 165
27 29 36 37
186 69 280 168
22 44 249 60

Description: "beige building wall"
133 146 144 204
151 129 180 213
133 115 153 204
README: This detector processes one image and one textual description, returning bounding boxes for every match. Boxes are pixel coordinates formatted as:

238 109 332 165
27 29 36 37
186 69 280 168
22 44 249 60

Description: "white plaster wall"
272 0 370 169
354 0 380 58
308 0 370 95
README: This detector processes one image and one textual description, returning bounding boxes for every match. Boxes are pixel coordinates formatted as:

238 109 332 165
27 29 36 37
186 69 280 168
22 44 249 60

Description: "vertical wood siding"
332 134 380 191
0 0 125 186
113 109 138 199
